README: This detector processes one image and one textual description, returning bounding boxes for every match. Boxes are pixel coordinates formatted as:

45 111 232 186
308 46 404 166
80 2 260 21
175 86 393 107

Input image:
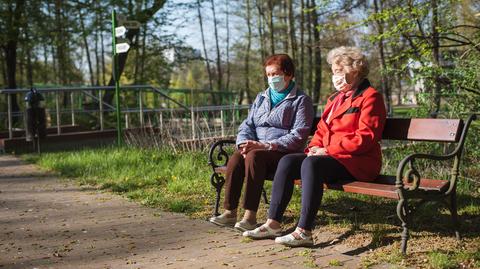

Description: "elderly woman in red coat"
243 46 387 247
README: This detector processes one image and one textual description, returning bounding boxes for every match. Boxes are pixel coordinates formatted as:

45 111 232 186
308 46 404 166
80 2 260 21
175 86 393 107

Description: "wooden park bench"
208 114 477 254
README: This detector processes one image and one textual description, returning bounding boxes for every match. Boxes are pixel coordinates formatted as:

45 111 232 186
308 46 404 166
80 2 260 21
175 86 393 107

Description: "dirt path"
0 154 379 269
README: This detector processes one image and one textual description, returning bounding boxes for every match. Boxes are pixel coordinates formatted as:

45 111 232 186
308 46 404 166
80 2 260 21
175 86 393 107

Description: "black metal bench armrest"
395 114 477 194
208 139 236 171
395 152 456 191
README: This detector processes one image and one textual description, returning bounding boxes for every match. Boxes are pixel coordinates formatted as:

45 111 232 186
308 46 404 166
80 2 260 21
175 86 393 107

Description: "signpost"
111 10 140 146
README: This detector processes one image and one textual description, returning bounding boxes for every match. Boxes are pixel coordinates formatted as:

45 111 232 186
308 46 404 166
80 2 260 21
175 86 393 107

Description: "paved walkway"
0 154 374 269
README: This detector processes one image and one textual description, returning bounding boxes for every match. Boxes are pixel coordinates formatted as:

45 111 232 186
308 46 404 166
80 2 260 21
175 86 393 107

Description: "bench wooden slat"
382 118 463 142
214 166 449 200
324 180 400 199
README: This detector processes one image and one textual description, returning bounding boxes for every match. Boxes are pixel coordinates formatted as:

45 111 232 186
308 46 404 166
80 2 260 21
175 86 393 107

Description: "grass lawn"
23 144 480 269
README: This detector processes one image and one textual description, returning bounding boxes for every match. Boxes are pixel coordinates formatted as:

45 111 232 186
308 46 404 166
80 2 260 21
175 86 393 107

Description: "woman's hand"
307 146 328 156
239 140 269 158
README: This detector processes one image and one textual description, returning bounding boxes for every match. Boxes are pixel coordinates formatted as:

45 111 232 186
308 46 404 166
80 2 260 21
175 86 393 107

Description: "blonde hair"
326 46 369 79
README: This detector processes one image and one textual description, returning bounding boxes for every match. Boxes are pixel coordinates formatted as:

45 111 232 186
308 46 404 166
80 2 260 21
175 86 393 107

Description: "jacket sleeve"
326 91 387 155
269 95 314 152
236 94 261 147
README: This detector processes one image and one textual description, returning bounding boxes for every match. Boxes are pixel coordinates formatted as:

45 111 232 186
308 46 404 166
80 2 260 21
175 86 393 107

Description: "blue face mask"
268 76 287 92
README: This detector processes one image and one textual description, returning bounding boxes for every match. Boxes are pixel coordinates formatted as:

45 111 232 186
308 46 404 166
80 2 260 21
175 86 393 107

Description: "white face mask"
332 74 352 92
268 76 287 92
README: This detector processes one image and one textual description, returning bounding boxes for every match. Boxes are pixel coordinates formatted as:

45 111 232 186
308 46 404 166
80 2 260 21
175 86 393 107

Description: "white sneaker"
242 224 282 239
234 220 257 232
275 228 313 247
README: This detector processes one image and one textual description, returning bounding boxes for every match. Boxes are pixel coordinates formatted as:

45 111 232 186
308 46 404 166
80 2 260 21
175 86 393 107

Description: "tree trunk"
197 0 214 95
267 0 275 55
100 23 106 85
1 50 7 86
431 0 441 118
46 1 58 84
396 73 403 105
94 1 100 85
51 45 58 84
42 44 49 84
25 28 33 87
244 0 253 104
18 49 24 87
211 0 223 92
3 0 26 115
78 6 95 86
225 0 231 93
311 0 321 107
55 0 68 86
139 24 147 84
373 0 392 116
306 0 313 95
256 1 266 62
283 1 289 53
133 34 141 84
299 0 305 88
287 0 297 73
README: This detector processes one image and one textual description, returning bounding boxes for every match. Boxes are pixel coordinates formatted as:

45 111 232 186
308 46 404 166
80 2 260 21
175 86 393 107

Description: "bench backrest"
311 117 464 143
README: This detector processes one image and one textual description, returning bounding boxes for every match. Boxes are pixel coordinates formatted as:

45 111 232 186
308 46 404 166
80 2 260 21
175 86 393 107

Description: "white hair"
327 46 369 79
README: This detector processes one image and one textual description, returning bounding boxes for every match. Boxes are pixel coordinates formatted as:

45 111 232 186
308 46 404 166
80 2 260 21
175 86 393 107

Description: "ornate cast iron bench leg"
208 139 235 217
210 172 225 216
397 198 410 255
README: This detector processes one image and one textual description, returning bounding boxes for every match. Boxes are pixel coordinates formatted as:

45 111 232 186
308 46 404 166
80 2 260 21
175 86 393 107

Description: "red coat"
306 79 387 181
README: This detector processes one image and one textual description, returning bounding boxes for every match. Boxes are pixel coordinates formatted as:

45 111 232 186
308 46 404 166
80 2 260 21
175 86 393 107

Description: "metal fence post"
70 92 75 126
232 105 236 136
191 109 195 140
56 92 61 134
159 112 163 133
220 109 225 137
7 93 13 139
139 90 144 127
99 90 104 131
125 113 129 129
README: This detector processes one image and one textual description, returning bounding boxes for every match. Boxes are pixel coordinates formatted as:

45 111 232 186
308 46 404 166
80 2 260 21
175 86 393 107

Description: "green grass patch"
328 259 343 266
23 146 214 217
428 251 457 269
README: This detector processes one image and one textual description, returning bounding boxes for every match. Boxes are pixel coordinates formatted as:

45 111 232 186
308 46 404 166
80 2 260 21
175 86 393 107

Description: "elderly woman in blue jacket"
210 54 314 232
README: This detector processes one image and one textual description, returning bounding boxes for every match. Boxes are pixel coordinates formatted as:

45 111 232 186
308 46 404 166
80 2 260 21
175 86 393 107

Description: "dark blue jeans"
268 153 355 230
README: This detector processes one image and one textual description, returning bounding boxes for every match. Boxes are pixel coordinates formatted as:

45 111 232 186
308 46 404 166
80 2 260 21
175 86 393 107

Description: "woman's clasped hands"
239 140 269 158
307 146 328 157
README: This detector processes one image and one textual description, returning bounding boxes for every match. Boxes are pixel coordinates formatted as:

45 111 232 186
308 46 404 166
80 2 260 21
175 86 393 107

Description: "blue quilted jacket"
236 84 314 152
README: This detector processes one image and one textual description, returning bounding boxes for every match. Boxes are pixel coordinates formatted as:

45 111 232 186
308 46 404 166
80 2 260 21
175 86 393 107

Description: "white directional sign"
122 20 141 29
116 43 130 53
115 26 126 37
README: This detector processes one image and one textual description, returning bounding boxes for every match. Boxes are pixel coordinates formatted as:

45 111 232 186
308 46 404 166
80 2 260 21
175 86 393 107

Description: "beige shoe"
209 212 236 227
234 220 257 232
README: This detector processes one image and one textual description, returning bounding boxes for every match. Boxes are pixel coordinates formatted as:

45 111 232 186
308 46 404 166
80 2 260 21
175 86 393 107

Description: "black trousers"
268 153 355 230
